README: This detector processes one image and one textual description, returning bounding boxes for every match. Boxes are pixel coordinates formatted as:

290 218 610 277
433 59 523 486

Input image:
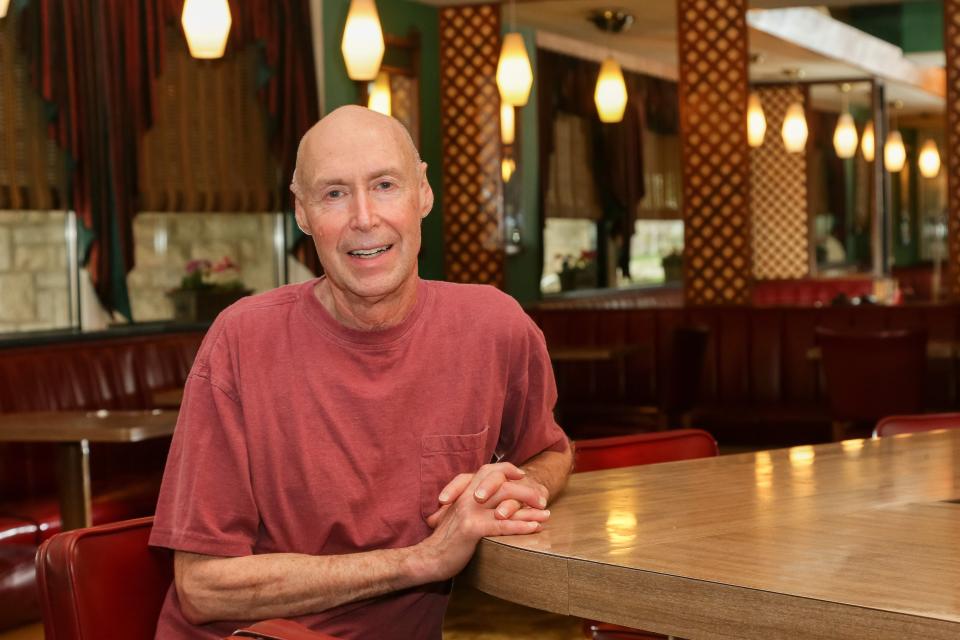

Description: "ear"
418 162 434 219
293 199 312 236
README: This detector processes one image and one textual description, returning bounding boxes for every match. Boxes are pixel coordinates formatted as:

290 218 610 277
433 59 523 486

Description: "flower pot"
167 289 252 323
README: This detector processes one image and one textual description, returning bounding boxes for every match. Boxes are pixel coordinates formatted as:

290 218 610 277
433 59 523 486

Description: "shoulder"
425 280 527 322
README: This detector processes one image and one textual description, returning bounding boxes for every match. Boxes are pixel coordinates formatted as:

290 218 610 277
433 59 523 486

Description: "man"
150 106 573 639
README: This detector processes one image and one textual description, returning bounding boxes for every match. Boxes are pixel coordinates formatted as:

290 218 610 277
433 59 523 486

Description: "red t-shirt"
149 278 568 639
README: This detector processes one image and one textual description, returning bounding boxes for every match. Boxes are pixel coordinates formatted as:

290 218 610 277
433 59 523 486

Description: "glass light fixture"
0 0 10 19
181 0 232 59
496 33 533 106
594 56 627 123
367 72 391 116
918 139 941 178
747 92 767 148
861 120 875 162
501 157 516 183
833 113 859 159
341 0 385 81
781 102 808 153
884 130 906 173
500 103 516 145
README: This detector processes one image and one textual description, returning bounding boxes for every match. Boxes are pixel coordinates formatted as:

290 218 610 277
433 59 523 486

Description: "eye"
375 180 396 191
325 189 345 201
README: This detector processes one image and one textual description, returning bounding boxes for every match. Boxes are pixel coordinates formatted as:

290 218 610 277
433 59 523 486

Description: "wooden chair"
874 412 960 437
575 429 719 640
815 328 927 441
36 517 339 639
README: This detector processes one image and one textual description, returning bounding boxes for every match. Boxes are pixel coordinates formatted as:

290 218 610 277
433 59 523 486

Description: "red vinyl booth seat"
874 412 960 437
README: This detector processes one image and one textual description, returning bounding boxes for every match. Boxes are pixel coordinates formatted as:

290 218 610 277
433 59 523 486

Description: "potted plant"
557 250 598 291
167 256 252 323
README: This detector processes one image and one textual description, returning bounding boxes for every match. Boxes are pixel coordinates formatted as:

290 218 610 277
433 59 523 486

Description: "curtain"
19 0 320 316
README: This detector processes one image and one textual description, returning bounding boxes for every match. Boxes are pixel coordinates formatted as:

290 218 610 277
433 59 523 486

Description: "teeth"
349 245 390 257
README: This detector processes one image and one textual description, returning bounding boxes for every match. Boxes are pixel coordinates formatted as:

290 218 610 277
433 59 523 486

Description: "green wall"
322 0 444 281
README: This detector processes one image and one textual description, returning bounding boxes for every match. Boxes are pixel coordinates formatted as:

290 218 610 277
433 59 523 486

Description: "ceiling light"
781 102 808 153
367 72 391 116
0 0 10 19
497 33 533 106
861 120 875 162
884 129 906 172
833 113 859 159
181 0 232 59
595 57 627 123
341 0 385 81
747 92 767 148
501 103 516 145
918 139 941 178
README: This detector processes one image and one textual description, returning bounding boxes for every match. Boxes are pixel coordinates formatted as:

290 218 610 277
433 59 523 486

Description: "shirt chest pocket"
419 426 490 521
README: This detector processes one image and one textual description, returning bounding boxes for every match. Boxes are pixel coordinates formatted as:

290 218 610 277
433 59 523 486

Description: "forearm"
520 442 574 504
176 544 431 625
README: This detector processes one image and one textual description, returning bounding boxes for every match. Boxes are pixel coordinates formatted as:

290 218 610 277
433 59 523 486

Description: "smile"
347 245 392 259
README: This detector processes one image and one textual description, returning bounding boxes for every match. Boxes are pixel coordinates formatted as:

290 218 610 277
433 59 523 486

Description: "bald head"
291 106 421 199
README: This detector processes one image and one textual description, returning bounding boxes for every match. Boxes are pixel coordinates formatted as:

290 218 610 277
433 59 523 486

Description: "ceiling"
415 0 945 115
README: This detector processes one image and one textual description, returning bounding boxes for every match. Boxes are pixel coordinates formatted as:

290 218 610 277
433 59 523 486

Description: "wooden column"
438 4 504 287
945 0 960 298
677 0 752 305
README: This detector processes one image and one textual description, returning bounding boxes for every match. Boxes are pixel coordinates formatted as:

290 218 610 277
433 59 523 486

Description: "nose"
349 190 379 232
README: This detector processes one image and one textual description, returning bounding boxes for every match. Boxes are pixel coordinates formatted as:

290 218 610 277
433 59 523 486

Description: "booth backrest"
0 331 204 500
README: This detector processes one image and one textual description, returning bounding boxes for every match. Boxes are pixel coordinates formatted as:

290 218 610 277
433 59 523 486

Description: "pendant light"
918 139 941 178
832 84 858 159
747 92 767 148
781 102 808 154
497 33 533 106
367 72 391 116
341 0 385 81
861 120 876 162
884 130 906 173
595 57 628 123
884 102 906 173
181 0 232 59
500 103 516 145
0 0 10 19
501 157 516 183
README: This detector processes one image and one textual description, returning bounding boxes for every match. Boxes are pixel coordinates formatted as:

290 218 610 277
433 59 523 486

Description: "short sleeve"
149 325 259 557
496 313 570 465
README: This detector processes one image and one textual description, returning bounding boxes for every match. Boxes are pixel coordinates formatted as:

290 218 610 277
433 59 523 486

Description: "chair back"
874 412 960 437
661 325 710 415
36 517 171 640
815 328 927 423
574 428 719 473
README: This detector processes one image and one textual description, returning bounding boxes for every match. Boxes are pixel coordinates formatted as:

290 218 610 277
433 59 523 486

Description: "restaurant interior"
1 0 959 638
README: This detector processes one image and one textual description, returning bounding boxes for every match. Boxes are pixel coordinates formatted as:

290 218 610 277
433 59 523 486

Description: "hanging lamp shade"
496 33 533 106
0 0 10 19
501 157 516 183
918 139 941 178
341 0 385 81
181 0 232 59
781 102 808 153
861 120 875 162
594 57 627 123
747 92 767 148
833 112 859 159
884 129 906 172
367 72 391 116
501 103 516 145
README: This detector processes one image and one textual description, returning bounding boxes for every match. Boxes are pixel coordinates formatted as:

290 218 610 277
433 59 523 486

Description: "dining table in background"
548 344 645 400
0 410 178 530
466 429 960 639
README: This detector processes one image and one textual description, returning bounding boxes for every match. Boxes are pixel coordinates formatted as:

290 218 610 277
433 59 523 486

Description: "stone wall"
128 212 280 321
0 210 71 332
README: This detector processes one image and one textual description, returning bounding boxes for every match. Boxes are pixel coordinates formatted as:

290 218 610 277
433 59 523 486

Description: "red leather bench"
0 329 204 631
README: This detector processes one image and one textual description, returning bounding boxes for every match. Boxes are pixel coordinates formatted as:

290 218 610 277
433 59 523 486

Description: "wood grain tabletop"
0 409 178 443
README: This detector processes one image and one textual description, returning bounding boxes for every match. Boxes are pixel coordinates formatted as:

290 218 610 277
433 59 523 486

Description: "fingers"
438 473 473 505
425 504 451 528
472 463 526 503
494 499 551 522
485 480 547 512
489 518 543 536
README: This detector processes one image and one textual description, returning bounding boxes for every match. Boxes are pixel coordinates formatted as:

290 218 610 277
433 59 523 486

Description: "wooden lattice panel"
438 4 504 287
678 0 752 305
946 0 960 298
751 86 809 280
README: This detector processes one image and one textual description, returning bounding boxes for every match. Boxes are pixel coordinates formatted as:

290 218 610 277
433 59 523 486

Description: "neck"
314 277 419 331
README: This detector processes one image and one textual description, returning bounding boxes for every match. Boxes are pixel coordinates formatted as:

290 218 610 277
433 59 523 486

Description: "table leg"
56 440 92 530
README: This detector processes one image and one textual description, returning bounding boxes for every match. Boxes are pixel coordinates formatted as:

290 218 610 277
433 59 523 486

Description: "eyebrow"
311 167 407 189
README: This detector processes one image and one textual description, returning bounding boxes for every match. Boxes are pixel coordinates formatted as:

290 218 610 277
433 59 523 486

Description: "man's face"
294 117 432 302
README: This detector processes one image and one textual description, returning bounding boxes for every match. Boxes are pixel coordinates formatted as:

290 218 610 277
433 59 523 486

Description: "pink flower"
185 259 211 275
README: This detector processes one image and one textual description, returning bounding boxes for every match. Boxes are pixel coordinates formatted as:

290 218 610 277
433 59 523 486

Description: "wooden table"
466 430 960 639
0 410 177 530
806 340 958 360
549 344 644 400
